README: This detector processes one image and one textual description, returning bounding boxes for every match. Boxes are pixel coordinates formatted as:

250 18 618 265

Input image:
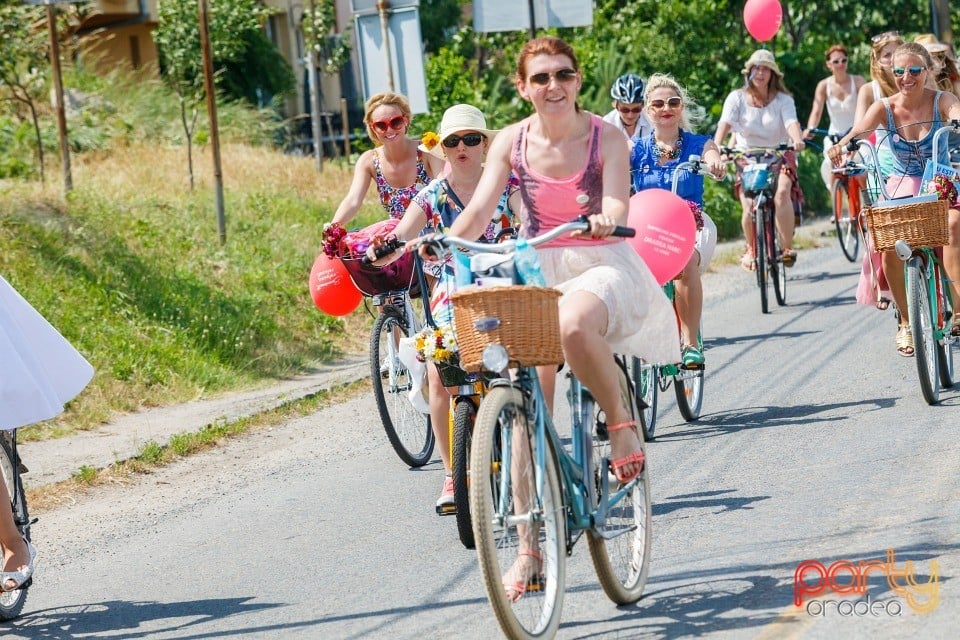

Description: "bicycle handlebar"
670 155 724 194
410 215 634 261
721 144 795 159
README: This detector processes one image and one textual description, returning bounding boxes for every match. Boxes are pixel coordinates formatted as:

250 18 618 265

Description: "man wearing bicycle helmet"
603 73 651 150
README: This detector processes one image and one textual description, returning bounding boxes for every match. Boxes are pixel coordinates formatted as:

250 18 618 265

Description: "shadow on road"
652 397 898 441
559 534 957 640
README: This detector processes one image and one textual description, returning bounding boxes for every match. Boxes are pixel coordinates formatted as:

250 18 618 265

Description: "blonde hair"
363 92 412 144
870 32 905 98
643 73 706 130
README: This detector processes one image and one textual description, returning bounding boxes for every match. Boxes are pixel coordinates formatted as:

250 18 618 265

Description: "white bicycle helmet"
610 73 645 103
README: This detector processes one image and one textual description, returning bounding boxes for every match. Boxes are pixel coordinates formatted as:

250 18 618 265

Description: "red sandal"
607 420 645 484
503 550 543 603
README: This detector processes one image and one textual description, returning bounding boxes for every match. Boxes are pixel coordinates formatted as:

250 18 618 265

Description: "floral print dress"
373 149 430 219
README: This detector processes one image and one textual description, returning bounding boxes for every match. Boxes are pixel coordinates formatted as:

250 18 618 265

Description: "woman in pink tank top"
445 36 678 601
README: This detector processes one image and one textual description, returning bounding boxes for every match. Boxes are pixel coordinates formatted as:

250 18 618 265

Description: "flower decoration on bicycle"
414 324 459 363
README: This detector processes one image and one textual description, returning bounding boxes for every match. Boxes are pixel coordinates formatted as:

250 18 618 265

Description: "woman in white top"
0 275 94 591
714 49 806 271
804 45 866 188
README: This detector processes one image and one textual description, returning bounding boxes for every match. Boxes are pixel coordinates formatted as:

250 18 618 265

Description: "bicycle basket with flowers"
322 219 419 297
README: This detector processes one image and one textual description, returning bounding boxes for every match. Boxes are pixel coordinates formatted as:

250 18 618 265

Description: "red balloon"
627 189 697 286
743 0 782 42
309 254 362 316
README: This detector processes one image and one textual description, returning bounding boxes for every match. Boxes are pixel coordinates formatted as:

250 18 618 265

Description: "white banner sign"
355 7 429 114
473 0 592 33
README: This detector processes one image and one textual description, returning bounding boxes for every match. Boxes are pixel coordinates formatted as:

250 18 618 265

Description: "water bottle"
514 237 547 286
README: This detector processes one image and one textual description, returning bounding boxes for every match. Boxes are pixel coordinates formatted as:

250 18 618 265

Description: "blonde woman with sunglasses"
330 92 445 227
830 42 960 356
631 74 725 367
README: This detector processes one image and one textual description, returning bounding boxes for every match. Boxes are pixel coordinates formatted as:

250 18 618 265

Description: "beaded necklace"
653 130 684 161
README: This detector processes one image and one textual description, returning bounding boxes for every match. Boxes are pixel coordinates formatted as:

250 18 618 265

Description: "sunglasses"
648 97 683 110
371 115 407 133
892 66 926 77
617 104 642 114
872 30 900 43
527 68 578 86
829 57 848 65
441 133 485 148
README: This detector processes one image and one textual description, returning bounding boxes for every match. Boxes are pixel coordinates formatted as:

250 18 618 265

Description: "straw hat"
741 49 783 77
914 33 950 54
418 104 499 159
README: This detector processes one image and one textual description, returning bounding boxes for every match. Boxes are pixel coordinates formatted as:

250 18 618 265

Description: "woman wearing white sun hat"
367 103 520 510
715 48 806 271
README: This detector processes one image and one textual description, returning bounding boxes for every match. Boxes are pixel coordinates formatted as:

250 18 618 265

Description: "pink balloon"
309 254 363 316
627 189 697 286
743 0 782 42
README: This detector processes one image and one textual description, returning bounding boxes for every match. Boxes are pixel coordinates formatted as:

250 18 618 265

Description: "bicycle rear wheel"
588 358 652 604
631 357 658 441
470 385 566 640
452 398 477 549
832 179 860 262
906 257 940 404
0 430 30 621
370 310 435 467
755 205 769 314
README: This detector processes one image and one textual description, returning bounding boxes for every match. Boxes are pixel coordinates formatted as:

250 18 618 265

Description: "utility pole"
307 0 323 171
376 0 395 91
29 0 73 193
931 0 952 47
198 0 226 244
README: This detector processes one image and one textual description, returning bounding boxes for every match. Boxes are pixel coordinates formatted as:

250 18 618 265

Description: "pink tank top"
511 113 613 248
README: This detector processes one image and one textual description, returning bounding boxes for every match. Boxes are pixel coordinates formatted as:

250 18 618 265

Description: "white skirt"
539 241 681 365
0 275 94 430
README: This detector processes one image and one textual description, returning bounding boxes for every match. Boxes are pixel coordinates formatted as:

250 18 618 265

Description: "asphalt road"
4 239 959 640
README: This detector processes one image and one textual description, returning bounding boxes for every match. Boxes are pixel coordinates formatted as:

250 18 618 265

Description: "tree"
0 3 50 181
154 0 269 189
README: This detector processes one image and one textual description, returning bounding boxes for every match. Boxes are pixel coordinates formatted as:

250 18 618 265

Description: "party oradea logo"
794 548 939 616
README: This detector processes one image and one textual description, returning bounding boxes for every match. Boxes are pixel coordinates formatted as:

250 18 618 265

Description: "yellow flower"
421 131 440 150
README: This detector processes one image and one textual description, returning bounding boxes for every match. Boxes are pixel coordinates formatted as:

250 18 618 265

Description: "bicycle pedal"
680 362 705 371
436 503 457 516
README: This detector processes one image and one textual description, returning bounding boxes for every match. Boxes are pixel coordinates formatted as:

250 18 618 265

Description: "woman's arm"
854 81 875 128
941 91 960 122
805 79 827 136
331 150 375 225
447 125 517 241
701 139 726 178
600 123 631 225
423 152 446 180
829 101 885 164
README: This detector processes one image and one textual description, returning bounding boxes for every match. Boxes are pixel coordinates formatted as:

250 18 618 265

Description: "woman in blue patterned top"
368 104 519 510
631 74 725 367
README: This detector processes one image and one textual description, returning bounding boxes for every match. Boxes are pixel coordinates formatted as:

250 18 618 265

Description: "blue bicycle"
415 219 652 639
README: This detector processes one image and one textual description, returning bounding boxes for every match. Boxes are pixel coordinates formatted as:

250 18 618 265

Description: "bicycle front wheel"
937 278 955 388
675 369 704 422
370 311 435 467
755 204 769 314
906 257 940 404
771 219 787 307
631 357 658 441
470 385 566 640
588 358 652 604
0 430 30 621
452 398 477 549
832 179 860 262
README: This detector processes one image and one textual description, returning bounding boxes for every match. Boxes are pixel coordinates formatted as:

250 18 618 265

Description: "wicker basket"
450 285 563 371
864 199 949 253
